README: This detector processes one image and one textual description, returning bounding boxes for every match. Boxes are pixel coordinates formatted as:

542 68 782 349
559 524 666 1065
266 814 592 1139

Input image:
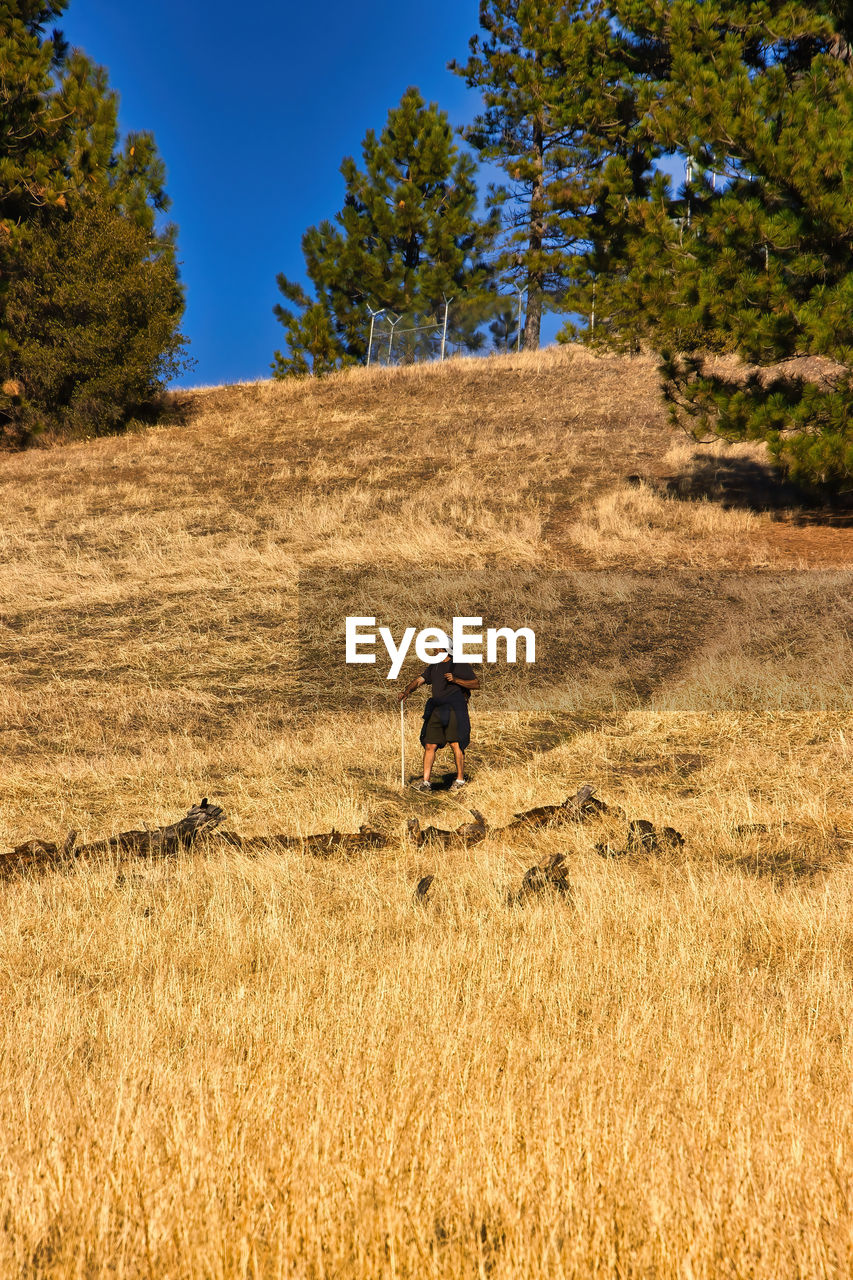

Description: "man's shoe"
450 778 466 790
412 780 432 792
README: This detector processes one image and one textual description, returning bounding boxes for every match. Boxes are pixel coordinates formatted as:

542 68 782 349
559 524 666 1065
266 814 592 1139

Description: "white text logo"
345 616 536 679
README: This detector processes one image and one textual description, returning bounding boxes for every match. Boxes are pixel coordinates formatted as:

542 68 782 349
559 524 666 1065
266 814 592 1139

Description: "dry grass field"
2 345 853 1277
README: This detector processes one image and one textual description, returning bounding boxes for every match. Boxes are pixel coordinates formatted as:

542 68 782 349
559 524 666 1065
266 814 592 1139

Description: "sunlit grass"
2 347 853 1276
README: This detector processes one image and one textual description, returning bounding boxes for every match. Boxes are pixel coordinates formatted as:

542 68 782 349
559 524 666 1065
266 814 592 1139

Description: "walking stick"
400 698 406 787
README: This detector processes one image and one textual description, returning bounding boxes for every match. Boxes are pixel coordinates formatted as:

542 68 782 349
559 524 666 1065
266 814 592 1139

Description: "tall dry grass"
2 347 853 1276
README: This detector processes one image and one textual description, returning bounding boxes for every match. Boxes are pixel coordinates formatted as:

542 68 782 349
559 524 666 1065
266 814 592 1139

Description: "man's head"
432 631 452 663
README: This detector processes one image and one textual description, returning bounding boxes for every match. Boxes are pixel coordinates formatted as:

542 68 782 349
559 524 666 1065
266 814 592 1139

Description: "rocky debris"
509 852 572 905
406 809 487 848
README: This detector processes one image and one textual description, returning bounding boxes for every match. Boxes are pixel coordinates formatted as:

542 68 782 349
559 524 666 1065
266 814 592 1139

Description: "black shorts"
423 706 460 746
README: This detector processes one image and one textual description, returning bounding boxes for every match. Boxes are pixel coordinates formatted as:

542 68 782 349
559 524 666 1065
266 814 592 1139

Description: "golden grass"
566 481 771 567
6 830 853 1278
2 346 853 1275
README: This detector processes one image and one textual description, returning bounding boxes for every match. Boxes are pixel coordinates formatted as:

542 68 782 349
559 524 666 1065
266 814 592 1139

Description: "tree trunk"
524 282 543 351
524 114 546 351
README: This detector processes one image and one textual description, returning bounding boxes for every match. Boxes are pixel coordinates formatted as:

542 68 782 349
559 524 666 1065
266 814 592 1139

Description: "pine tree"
0 0 188 443
0 1 72 222
613 0 853 489
451 0 655 349
6 204 187 442
0 0 71 403
272 87 497 376
272 280 344 378
489 298 521 352
0 3 174 230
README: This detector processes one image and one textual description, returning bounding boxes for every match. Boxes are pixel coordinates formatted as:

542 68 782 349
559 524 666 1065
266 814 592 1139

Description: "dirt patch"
755 523 853 568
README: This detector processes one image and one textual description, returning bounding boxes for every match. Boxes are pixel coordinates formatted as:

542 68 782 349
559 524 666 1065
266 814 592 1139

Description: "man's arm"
446 673 480 690
398 675 426 703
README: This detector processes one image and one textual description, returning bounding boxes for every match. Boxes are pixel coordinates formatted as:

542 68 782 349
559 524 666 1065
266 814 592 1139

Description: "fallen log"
595 818 685 859
0 799 226 877
732 823 770 836
509 852 572 905
0 784 688 883
406 809 487 849
230 825 389 857
628 819 684 852
413 874 434 903
0 802 392 876
78 798 226 859
2 830 78 874
507 784 611 830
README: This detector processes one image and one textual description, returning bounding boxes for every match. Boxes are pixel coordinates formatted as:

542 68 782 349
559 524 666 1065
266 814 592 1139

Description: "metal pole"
440 296 454 361
590 278 596 337
366 305 384 367
386 313 401 364
516 285 523 353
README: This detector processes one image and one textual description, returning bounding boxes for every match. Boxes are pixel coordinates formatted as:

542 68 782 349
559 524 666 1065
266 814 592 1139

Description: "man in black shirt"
398 639 480 792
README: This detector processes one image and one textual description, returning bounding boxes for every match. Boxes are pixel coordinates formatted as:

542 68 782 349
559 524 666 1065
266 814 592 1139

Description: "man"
398 635 480 792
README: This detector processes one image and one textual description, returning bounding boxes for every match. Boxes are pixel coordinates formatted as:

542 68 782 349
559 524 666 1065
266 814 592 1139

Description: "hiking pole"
400 698 406 787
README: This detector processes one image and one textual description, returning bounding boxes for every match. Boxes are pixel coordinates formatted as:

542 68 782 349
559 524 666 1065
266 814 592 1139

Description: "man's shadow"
434 770 465 790
407 770 470 790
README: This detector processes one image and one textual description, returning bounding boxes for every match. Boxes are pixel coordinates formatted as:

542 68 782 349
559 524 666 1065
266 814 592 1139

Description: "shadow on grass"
635 454 853 523
727 847 833 884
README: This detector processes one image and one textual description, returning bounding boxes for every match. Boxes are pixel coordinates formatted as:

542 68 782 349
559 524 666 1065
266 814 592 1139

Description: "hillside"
1 344 849 828
2 346 853 1277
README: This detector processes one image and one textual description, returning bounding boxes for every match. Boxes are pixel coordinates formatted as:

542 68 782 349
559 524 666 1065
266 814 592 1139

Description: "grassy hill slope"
2 344 850 835
2 347 853 1277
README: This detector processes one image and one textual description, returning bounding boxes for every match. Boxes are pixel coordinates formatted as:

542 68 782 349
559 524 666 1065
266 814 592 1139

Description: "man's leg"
423 743 438 782
450 741 465 780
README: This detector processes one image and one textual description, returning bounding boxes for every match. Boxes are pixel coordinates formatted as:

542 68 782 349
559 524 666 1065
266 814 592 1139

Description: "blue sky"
59 0 511 388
